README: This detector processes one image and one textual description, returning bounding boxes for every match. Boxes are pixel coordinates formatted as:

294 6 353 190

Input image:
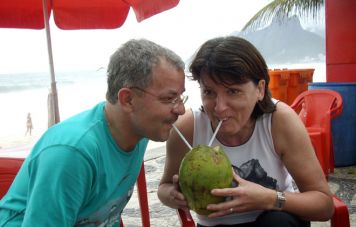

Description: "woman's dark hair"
189 36 275 119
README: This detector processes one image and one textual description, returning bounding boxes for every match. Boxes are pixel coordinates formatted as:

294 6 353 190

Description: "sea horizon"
0 61 326 155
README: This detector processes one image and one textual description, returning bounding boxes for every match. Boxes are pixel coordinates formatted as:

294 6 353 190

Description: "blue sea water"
0 69 106 94
0 69 107 140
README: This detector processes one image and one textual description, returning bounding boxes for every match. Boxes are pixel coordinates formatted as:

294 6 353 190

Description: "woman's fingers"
211 187 236 196
169 180 188 208
173 174 179 184
232 169 246 184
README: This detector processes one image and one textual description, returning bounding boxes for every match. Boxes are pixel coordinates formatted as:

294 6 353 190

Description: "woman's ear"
257 80 266 101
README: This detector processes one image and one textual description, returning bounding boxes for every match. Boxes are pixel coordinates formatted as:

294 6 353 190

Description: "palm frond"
242 0 324 32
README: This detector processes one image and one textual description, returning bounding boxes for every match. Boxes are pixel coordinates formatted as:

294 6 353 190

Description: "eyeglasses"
129 86 188 108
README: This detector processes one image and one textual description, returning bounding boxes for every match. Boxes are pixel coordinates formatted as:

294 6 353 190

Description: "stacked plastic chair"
291 89 349 227
291 89 343 176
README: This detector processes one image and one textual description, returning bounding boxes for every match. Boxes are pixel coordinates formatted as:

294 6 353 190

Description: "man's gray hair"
106 39 185 104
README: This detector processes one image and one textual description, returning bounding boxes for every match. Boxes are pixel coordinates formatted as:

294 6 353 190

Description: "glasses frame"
129 86 188 108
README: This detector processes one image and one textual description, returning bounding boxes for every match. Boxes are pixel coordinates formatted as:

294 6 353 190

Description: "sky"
0 0 324 74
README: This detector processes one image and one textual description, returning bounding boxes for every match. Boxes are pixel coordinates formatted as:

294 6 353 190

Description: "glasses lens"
173 95 188 108
181 95 188 104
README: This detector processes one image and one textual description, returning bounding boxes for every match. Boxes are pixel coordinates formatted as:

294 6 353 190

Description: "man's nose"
173 101 186 115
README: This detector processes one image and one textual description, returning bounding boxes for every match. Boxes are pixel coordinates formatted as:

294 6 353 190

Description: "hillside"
233 16 325 64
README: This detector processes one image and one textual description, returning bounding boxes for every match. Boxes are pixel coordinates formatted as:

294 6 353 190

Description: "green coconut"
179 144 233 215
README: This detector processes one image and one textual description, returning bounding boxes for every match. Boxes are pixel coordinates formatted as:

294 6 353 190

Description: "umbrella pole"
42 0 60 125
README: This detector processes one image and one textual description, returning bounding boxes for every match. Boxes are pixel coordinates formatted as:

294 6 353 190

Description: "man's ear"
117 88 134 111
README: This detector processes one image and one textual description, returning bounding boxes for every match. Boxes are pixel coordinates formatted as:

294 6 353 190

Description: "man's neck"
104 103 141 152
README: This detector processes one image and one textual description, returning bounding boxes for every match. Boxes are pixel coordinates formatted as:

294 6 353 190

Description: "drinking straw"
208 120 223 146
172 124 193 150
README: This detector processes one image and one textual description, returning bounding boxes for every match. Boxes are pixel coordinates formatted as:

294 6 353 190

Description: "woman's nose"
214 95 228 113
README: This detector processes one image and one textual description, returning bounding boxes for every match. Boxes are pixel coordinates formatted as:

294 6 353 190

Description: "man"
0 39 186 226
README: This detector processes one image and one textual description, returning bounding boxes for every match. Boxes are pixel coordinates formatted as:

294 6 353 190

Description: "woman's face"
200 73 265 137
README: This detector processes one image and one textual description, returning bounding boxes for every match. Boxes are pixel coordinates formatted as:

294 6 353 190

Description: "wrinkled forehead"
149 63 185 92
199 70 253 87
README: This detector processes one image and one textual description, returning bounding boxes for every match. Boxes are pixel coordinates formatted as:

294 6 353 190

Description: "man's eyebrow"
165 89 186 96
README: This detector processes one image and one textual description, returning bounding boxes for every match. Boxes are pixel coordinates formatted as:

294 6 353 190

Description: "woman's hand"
207 170 275 218
168 174 189 209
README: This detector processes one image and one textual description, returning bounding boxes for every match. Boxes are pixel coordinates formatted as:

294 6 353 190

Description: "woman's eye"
202 89 214 97
227 88 240 96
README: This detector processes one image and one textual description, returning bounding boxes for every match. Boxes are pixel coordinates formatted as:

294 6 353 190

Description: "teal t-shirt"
0 102 148 226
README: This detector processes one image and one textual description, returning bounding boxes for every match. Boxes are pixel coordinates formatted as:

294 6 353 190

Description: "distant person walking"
25 112 33 136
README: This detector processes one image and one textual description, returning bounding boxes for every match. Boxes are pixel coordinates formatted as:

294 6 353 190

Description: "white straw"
173 124 193 150
208 120 223 146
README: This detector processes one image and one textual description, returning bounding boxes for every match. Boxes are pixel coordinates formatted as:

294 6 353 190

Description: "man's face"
130 58 186 142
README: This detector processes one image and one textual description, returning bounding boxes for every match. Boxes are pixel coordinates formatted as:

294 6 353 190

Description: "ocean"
0 62 326 151
0 69 107 137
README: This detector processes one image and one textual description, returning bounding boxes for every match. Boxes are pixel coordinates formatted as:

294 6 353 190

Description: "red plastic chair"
0 157 151 227
176 208 195 227
291 89 350 227
291 89 343 176
332 196 350 227
0 157 24 199
134 163 150 227
120 162 151 227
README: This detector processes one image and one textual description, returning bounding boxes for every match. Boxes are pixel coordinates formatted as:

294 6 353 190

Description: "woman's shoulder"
176 108 194 128
271 100 309 154
271 101 304 140
272 101 299 122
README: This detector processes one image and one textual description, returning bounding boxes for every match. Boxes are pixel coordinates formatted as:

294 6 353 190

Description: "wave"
0 70 106 93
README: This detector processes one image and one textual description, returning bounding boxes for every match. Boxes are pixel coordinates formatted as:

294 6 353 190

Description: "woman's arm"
157 109 194 209
271 101 334 221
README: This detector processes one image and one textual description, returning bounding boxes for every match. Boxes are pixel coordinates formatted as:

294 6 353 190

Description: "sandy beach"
0 134 37 150
0 132 165 158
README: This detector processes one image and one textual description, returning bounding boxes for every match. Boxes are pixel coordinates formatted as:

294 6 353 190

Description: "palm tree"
242 0 324 31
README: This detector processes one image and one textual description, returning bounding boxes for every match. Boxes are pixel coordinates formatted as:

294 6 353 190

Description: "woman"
157 36 334 227
25 112 33 136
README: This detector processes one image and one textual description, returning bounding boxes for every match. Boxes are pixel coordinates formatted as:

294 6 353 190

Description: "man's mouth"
167 117 179 125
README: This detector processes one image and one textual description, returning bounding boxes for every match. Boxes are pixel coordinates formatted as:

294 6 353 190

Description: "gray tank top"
192 108 296 226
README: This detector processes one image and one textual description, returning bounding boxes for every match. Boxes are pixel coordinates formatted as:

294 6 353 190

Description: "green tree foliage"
242 0 324 31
